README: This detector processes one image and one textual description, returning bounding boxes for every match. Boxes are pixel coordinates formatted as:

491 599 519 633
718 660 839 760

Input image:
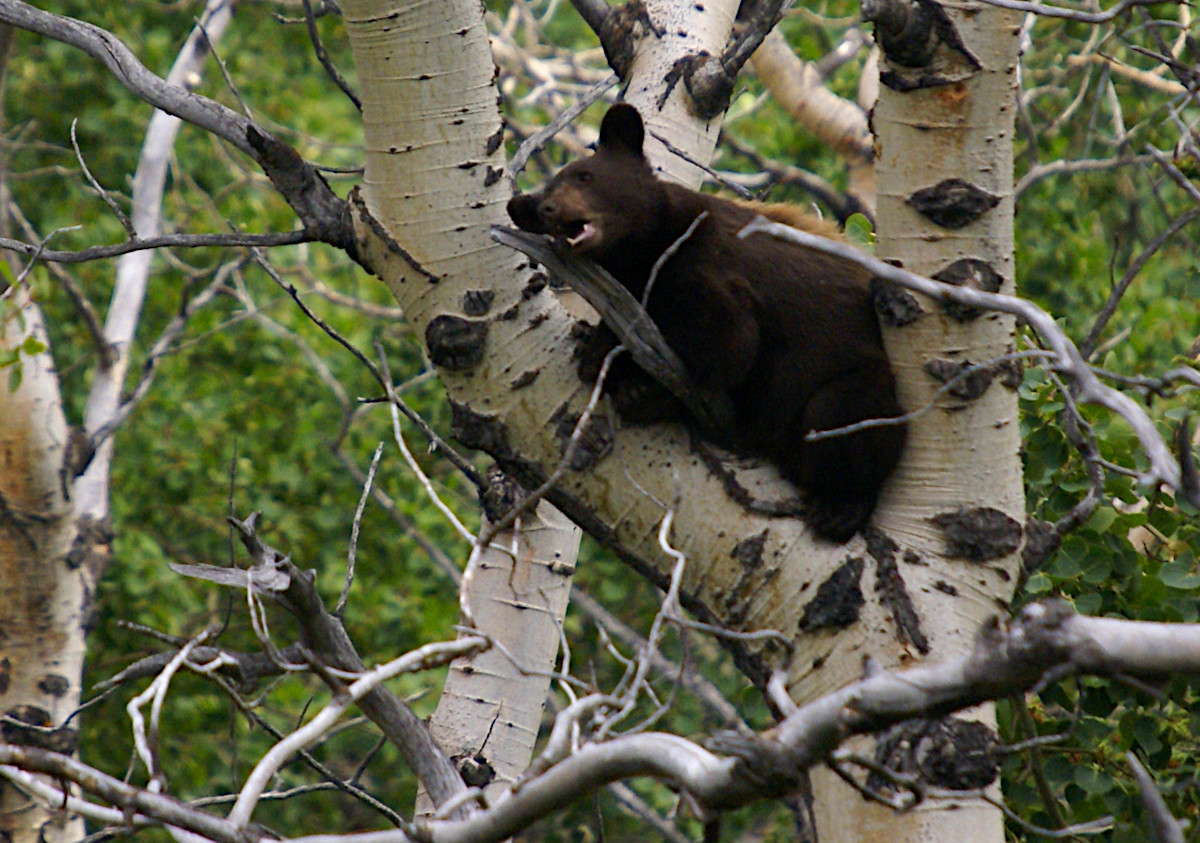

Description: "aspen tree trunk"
807 5 1024 842
0 286 86 843
339 0 585 800
620 0 740 186
341 5 1023 838
418 501 578 811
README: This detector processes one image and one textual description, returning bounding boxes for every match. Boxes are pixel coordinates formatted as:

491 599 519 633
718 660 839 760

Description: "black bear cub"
507 103 906 543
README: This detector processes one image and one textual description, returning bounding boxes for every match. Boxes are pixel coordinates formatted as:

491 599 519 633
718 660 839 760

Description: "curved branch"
0 1 357 254
0 746 252 843
10 602 1200 843
0 1 254 154
738 217 1185 493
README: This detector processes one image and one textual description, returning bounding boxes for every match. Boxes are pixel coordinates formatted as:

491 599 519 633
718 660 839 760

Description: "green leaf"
1073 765 1115 796
1159 554 1200 589
843 213 875 251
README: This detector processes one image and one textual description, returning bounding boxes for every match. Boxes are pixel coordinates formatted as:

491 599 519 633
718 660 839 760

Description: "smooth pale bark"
808 6 1024 843
620 0 739 188
419 503 579 813
341 3 1023 838
0 286 85 843
339 0 586 809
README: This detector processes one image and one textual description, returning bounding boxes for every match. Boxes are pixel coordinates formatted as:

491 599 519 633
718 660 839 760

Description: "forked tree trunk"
340 2 1024 839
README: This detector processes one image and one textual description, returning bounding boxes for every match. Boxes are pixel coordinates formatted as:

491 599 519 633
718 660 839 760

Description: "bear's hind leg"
790 364 906 542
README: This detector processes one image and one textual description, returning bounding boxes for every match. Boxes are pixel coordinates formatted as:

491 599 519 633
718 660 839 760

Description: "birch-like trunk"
339 0 585 802
341 3 1023 835
418 502 578 812
0 286 85 843
808 6 1024 842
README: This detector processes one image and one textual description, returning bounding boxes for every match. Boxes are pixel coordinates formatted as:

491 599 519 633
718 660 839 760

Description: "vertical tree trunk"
809 5 1024 842
340 0 584 809
419 500 578 813
0 287 86 843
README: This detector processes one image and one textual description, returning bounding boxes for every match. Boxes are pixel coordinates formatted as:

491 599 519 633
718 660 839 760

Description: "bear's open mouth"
562 220 597 248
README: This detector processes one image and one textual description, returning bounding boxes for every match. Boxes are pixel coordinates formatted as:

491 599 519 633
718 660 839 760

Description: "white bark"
808 4 1025 841
0 285 85 843
621 0 740 188
340 0 586 813
420 502 579 813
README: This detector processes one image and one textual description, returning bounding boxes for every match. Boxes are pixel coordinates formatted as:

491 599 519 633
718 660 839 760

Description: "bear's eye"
574 171 593 185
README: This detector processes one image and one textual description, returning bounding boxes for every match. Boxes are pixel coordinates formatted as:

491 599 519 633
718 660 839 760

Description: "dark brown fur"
508 104 906 542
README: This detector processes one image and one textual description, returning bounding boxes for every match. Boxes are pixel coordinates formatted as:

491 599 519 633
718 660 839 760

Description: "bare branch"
337 442 384 617
70 119 133 236
8 204 112 365
226 636 486 828
1128 753 1186 843
173 514 474 814
300 0 362 111
0 1 357 254
506 73 619 186
976 0 1177 24
1014 154 1154 199
569 0 611 35
0 230 313 264
12 603 1200 843
1082 205 1200 358
0 1 255 155
738 217 1185 493
0 745 252 843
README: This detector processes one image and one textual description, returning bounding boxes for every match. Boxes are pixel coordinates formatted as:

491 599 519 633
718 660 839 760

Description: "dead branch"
171 513 474 815
10 601 1200 843
0 1 356 254
0 230 311 264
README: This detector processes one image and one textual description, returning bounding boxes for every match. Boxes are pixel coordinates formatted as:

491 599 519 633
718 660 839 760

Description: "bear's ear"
598 103 645 157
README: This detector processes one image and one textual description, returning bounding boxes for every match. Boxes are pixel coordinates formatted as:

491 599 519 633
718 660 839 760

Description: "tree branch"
0 231 313 263
172 514 474 815
10 602 1200 843
0 1 357 255
738 217 1186 494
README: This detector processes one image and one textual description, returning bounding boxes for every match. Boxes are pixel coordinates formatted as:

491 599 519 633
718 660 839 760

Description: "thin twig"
301 0 361 111
337 442 383 617
0 230 312 264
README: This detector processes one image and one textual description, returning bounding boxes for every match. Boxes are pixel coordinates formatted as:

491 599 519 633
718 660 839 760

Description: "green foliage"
1007 7 1200 831
6 1 1200 841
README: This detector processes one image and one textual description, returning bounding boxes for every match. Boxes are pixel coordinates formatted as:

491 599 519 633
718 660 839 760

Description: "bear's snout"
507 193 546 234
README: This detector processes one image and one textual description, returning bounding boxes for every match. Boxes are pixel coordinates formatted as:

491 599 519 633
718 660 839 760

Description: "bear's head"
507 104 667 264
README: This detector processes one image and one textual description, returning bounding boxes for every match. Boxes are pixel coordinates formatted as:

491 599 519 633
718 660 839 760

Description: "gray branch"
0 1 356 255
491 226 735 434
170 513 470 816
738 217 1185 494
11 602 1200 843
